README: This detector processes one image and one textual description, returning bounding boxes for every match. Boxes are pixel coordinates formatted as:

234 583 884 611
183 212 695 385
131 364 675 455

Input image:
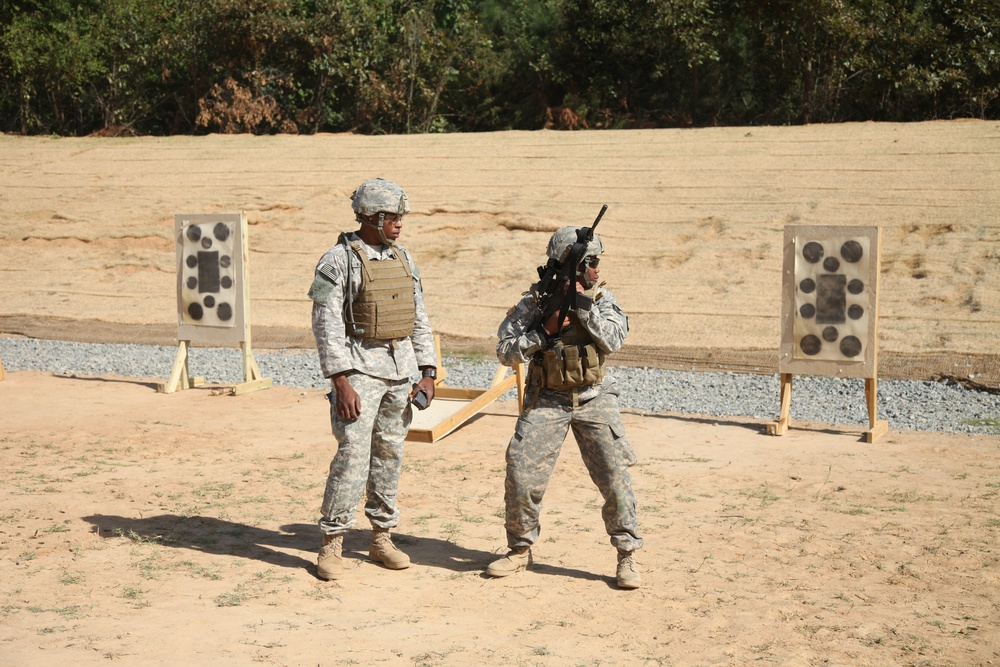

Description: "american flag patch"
317 262 338 283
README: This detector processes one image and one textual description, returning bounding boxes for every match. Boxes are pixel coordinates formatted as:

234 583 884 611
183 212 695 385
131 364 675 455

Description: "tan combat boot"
317 534 344 581
369 528 411 570
616 549 641 589
486 547 532 577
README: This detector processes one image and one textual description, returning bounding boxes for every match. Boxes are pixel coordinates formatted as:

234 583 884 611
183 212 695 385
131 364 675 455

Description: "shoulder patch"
317 262 338 283
307 262 340 304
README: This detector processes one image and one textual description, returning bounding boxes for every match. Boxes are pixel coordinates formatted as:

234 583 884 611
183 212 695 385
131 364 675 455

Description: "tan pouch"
542 348 566 388
562 345 584 386
581 344 605 385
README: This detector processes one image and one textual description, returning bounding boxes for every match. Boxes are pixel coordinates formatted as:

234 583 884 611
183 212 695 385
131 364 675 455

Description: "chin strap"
576 255 599 289
357 212 394 246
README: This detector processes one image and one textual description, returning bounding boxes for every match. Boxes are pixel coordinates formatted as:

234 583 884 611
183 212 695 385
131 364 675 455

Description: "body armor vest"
348 242 415 339
532 287 607 390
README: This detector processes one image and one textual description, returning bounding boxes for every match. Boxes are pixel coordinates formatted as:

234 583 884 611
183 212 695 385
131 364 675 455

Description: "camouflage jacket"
309 232 435 381
496 283 628 399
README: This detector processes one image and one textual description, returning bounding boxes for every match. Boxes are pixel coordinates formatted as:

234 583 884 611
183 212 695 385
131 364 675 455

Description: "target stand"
767 225 888 443
407 336 525 443
158 213 272 396
0 356 5 381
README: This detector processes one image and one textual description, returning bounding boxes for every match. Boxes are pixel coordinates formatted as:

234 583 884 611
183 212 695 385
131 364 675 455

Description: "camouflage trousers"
503 387 643 552
319 372 412 536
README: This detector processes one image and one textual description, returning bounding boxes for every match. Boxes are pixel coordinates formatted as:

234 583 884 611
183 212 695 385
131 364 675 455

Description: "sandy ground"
1 122 999 665
1 371 998 666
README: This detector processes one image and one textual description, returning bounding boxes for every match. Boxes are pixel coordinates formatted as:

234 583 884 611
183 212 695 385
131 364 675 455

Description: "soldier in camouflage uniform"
485 226 643 589
307 178 438 581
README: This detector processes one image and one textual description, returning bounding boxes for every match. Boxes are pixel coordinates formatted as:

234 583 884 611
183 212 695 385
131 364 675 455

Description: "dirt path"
1 371 997 666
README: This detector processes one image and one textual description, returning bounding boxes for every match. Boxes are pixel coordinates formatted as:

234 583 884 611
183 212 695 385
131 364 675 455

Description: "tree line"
1 0 997 136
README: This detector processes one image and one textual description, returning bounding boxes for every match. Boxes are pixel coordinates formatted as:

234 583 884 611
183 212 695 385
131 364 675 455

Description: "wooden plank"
407 372 518 443
429 374 517 441
0 357 5 382
433 334 447 385
766 373 793 436
434 386 487 400
406 397 470 443
866 420 889 443
158 340 190 394
231 377 273 396
864 376 889 443
515 363 525 412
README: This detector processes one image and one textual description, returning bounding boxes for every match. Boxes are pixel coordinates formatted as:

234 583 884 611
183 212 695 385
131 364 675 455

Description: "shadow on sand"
82 513 617 584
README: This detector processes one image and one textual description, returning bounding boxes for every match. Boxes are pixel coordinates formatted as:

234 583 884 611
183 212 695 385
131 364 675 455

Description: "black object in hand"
411 386 429 410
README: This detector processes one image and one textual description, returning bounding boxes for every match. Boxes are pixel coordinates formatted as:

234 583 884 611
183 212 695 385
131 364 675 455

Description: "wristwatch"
421 368 437 380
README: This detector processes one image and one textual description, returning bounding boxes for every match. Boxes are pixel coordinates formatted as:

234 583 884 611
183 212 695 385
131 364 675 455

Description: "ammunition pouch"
535 342 605 391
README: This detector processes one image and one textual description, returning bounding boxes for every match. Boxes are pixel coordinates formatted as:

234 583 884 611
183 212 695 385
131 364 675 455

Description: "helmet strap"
358 212 394 246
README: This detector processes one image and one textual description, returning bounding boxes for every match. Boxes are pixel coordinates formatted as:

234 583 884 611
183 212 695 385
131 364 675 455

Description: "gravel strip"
2 337 998 436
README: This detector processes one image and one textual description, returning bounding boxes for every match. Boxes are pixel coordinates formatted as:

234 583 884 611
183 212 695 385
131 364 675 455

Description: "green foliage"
553 0 723 127
0 1 104 133
0 0 996 135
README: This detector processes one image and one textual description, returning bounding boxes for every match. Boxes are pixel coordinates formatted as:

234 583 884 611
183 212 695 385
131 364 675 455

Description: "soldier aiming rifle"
486 205 644 589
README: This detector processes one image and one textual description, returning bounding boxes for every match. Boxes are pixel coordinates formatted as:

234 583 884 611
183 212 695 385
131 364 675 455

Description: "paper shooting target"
792 236 870 361
779 225 881 379
174 213 248 344
180 220 236 327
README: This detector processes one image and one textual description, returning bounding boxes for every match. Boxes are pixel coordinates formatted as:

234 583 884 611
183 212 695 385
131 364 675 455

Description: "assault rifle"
534 204 608 337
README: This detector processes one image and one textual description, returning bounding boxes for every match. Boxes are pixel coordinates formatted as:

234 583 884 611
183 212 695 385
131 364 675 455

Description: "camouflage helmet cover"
350 178 411 217
546 226 604 264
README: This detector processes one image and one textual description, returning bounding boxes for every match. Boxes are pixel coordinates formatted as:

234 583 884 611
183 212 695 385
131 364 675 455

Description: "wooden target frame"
406 337 525 443
158 213 271 395
768 225 888 442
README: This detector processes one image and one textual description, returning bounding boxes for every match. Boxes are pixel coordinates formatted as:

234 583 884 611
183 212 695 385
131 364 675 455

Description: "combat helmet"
351 178 410 245
546 226 604 264
351 178 410 217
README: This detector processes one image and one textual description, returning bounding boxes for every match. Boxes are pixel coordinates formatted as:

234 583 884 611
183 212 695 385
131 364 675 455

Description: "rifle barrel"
590 204 608 233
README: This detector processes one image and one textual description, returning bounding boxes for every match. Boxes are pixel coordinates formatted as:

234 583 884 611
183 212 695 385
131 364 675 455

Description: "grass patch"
963 418 1000 432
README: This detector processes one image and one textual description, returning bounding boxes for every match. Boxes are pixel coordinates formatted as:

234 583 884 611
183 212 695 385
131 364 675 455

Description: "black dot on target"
840 336 862 357
186 226 202 242
220 255 232 269
186 255 198 268
204 295 215 308
822 326 839 342
799 303 816 318
214 222 230 242
201 236 213 249
221 276 233 289
799 278 816 294
848 279 864 295
848 304 864 320
841 240 864 263
800 334 822 356
186 277 197 290
217 302 233 321
823 256 840 272
188 303 204 320
802 242 824 263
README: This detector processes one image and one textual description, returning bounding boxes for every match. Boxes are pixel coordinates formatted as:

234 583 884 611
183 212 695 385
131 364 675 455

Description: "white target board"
779 225 881 379
174 213 248 343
